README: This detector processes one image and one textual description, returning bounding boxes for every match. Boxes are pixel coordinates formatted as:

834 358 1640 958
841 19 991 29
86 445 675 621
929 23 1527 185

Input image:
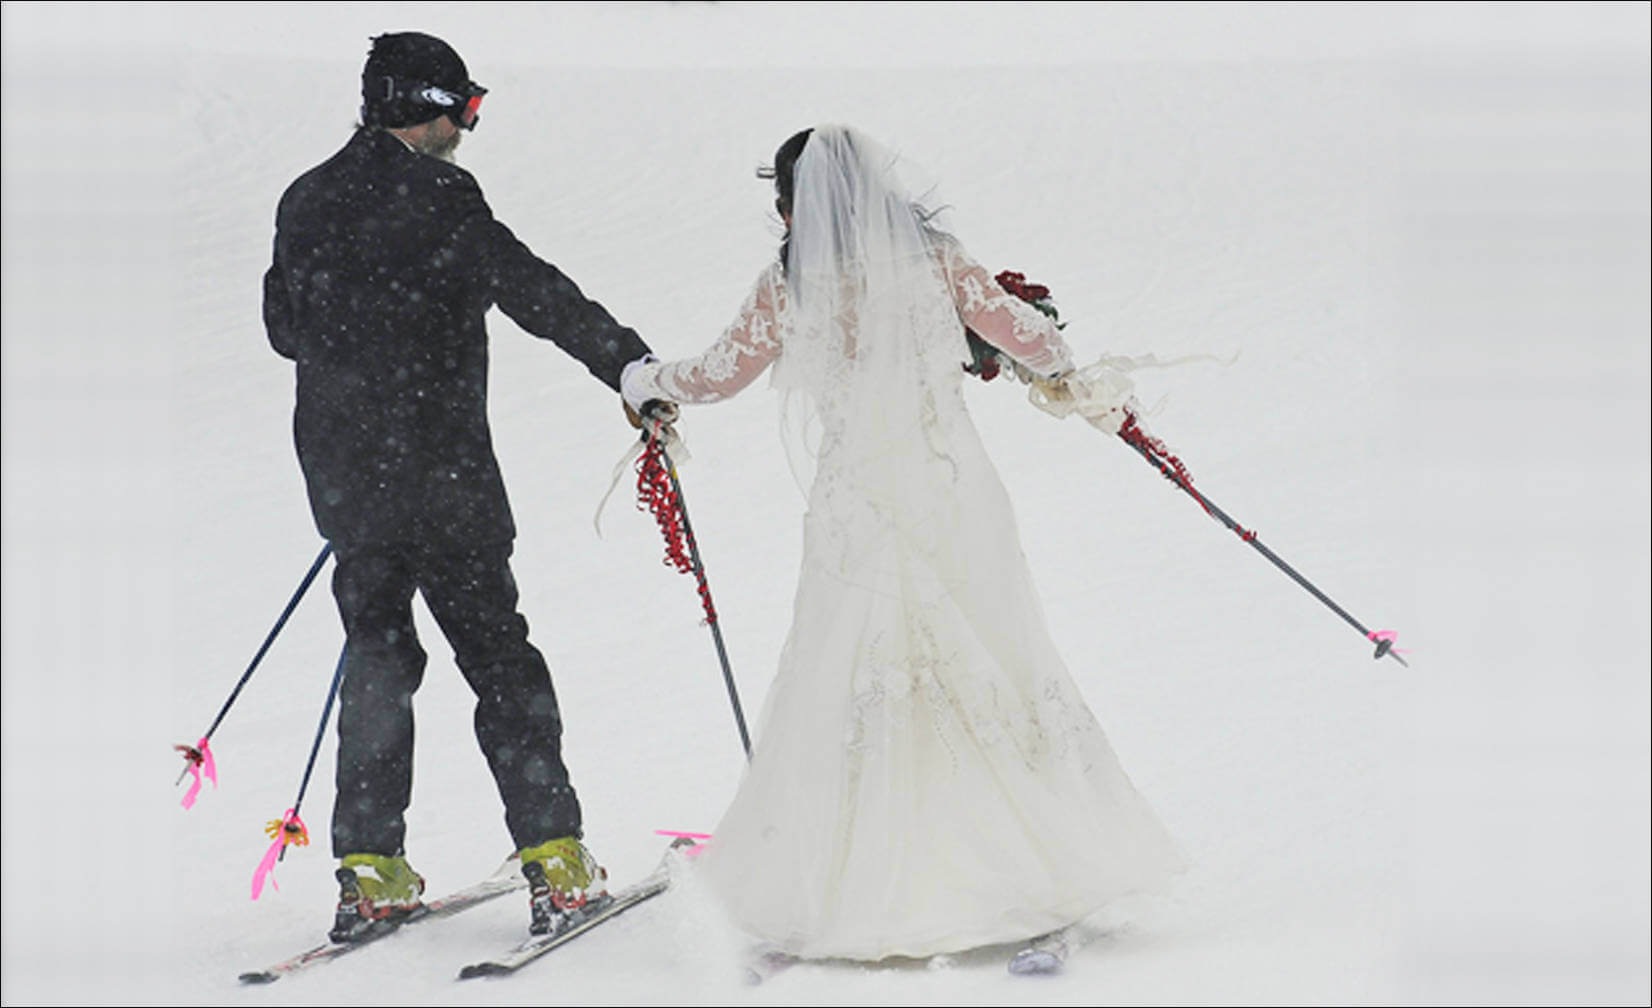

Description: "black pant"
329 541 580 856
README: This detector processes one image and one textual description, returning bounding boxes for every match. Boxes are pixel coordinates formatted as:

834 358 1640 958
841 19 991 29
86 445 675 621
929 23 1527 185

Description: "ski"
458 838 692 979
744 948 798 985
1007 931 1070 975
238 854 526 984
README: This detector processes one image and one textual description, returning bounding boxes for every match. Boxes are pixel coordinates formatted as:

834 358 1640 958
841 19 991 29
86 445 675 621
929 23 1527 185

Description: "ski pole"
1114 412 1408 667
636 423 752 758
176 542 334 800
251 642 346 899
970 268 1407 667
289 641 347 825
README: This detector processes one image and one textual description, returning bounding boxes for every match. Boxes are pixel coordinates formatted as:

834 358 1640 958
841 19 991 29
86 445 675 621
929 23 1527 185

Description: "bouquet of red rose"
962 270 1064 381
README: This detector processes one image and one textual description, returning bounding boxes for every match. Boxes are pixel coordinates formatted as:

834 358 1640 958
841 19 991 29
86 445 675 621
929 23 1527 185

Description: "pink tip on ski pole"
176 737 217 810
201 737 218 787
1368 630 1410 660
251 809 309 900
655 829 712 856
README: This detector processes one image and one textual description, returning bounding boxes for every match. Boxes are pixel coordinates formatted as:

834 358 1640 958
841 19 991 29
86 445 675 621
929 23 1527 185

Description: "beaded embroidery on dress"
624 126 1183 960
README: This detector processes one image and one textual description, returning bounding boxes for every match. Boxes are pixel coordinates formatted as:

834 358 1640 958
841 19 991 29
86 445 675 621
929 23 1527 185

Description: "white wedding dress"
624 127 1182 961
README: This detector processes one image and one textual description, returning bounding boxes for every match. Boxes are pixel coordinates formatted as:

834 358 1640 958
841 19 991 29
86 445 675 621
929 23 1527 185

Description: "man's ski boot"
328 853 426 943
518 836 608 935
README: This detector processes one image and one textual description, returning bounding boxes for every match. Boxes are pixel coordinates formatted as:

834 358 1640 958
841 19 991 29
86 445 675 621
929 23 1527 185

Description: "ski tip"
458 962 510 980
744 952 797 986
238 970 280 985
1007 950 1063 976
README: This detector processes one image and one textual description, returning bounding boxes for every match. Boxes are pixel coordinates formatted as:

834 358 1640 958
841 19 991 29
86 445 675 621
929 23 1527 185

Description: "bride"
621 125 1183 961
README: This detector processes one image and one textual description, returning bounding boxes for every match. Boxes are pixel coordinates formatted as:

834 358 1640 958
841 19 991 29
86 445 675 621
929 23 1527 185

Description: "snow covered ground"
3 2 1647 1004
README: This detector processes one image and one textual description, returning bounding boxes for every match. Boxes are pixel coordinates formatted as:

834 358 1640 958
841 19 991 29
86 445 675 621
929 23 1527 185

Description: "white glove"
1028 361 1139 434
619 354 660 414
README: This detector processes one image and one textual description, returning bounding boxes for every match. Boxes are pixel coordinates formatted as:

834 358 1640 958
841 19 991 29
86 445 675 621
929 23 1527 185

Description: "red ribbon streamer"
1119 412 1256 542
636 439 718 624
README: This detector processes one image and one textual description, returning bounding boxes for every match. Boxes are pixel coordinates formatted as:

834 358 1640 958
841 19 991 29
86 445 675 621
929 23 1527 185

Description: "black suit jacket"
263 128 651 546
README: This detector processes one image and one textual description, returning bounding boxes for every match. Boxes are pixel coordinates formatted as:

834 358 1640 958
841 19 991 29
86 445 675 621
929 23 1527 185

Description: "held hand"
619 353 679 438
619 354 659 414
643 400 681 426
1027 362 1138 434
1026 374 1076 417
624 397 681 437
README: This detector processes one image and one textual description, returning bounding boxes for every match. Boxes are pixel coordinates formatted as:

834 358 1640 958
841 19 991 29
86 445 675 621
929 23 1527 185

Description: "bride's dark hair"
757 127 814 222
758 126 948 275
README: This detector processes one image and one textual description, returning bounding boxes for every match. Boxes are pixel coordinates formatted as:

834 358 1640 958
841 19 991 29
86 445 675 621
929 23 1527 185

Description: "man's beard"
416 128 462 163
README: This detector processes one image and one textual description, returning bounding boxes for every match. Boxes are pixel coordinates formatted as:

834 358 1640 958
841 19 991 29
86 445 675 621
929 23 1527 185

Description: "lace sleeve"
624 263 785 404
939 237 1074 377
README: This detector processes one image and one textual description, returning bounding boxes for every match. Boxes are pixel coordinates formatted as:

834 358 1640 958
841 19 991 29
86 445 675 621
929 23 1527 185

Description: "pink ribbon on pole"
200 738 218 788
655 829 712 857
251 809 309 900
177 737 218 810
1368 630 1410 655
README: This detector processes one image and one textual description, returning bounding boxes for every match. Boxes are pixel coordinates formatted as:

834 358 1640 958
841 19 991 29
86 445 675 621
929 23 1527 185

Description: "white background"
3 3 1647 1004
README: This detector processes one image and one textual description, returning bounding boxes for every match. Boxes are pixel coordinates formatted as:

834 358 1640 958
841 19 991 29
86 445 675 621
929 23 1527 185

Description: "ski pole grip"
641 399 680 429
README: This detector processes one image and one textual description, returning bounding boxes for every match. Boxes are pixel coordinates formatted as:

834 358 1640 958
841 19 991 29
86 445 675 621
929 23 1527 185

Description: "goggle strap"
370 76 484 129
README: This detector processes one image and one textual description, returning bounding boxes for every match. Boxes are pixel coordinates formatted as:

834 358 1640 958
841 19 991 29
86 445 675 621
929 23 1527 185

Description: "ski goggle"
413 83 487 131
456 91 484 131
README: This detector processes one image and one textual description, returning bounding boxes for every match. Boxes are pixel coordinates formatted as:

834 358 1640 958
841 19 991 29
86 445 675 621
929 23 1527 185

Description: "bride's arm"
939 237 1074 377
621 264 785 405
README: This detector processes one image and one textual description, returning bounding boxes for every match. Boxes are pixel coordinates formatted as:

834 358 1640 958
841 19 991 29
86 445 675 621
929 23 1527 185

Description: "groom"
262 31 659 939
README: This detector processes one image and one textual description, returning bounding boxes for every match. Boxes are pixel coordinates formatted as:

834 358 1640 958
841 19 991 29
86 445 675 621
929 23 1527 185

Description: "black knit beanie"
361 32 486 129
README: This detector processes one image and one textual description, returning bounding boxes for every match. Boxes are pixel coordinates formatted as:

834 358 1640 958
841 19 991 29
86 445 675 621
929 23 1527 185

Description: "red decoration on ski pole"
985 267 1406 665
174 736 218 810
1117 411 1256 542
251 808 310 900
637 437 717 624
632 425 751 755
